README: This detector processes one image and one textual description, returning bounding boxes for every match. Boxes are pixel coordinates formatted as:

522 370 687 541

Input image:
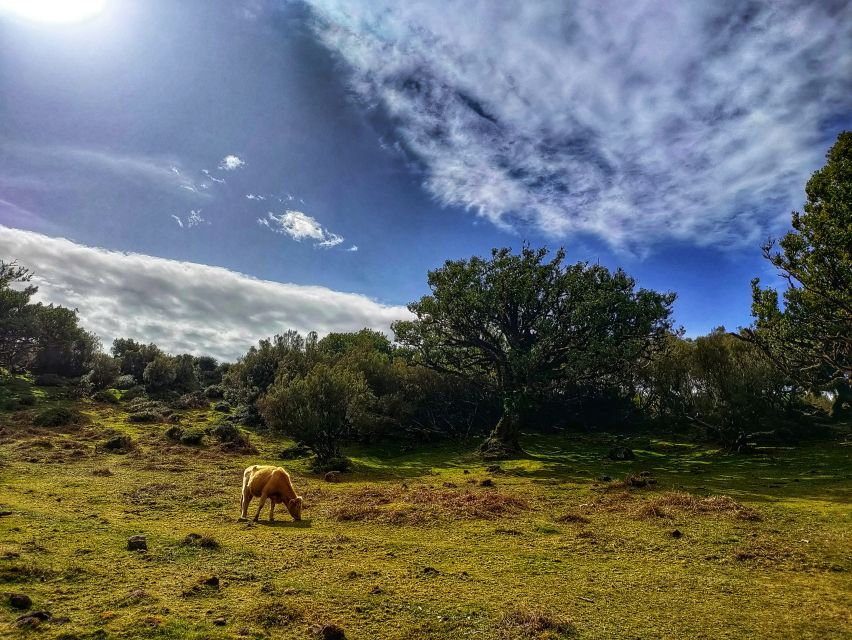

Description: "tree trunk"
829 380 851 422
479 408 524 460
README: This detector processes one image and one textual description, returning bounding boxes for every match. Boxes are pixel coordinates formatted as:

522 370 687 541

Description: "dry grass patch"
586 490 760 521
327 484 529 524
497 608 575 638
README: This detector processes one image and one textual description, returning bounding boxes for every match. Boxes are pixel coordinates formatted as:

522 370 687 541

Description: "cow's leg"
253 490 269 522
239 485 252 521
269 500 276 522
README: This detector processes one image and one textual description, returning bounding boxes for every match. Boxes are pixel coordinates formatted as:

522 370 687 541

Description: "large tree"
393 246 675 457
0 261 39 370
747 131 852 419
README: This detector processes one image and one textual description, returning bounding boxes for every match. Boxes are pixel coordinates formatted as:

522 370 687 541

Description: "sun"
0 0 107 23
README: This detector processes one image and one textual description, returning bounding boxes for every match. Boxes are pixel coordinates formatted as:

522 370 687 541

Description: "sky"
0 0 850 361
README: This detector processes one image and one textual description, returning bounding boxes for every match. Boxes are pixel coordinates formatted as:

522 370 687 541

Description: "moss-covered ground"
1 378 850 639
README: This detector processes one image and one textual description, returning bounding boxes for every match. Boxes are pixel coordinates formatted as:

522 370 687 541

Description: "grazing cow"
240 465 303 522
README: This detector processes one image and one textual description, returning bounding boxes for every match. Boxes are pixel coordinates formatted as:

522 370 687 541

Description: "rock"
9 593 32 610
479 478 495 487
128 589 149 599
200 575 220 588
463 469 470 474
13 611 51 628
0 510 13 516
104 435 133 452
608 446 635 461
50 616 71 624
486 464 503 473
213 617 226 626
671 529 683 538
319 624 346 640
325 471 342 483
127 535 147 551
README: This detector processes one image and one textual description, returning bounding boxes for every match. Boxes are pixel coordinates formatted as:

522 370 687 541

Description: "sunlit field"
1 378 849 640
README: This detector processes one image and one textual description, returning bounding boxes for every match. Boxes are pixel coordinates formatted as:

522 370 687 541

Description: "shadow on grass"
254 519 313 529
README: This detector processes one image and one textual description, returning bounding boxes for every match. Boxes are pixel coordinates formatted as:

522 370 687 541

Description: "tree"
143 355 177 393
87 352 120 389
173 354 199 392
259 362 373 467
112 338 162 381
29 305 99 377
393 246 675 457
747 131 852 419
0 260 40 370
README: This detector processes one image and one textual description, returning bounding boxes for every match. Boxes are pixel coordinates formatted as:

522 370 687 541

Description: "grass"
0 377 850 639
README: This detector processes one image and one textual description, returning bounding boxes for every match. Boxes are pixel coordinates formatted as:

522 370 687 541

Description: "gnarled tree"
393 246 674 458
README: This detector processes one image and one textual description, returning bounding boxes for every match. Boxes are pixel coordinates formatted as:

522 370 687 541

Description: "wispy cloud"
172 209 207 229
0 226 408 361
305 1 852 250
259 210 345 248
246 193 266 200
0 144 209 197
347 245 358 252
201 169 226 184
219 154 246 171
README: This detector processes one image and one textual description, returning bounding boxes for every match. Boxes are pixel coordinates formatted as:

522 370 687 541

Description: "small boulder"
608 446 635 461
479 478 495 487
127 535 148 551
325 471 342 483
9 593 32 610
213 617 226 626
671 529 683 539
319 624 346 640
200 575 220 588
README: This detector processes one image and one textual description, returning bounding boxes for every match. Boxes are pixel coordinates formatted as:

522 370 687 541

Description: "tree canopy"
748 131 851 418
393 246 675 457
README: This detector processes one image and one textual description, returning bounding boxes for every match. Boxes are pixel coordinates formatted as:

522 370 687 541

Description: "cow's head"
287 496 303 521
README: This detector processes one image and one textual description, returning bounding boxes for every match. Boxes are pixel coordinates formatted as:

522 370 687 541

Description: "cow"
239 465 303 522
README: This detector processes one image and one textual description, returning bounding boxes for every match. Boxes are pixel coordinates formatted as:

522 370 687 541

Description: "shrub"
87 353 120 390
102 434 133 452
180 429 204 445
171 391 208 410
213 401 231 413
204 384 224 399
17 395 37 407
311 456 350 474
164 425 183 441
114 375 137 390
92 389 120 404
121 385 146 402
211 422 240 442
33 406 76 427
143 355 177 392
33 373 67 387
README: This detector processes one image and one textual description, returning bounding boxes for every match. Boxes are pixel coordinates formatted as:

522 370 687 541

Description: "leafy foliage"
394 246 675 456
748 131 851 418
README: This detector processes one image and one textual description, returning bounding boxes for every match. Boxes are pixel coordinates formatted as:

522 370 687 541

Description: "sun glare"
0 0 107 23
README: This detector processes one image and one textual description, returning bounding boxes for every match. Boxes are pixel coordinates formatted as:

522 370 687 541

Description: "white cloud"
0 144 209 197
347 245 358 252
305 1 852 250
219 154 246 171
201 169 226 184
0 226 409 361
171 209 207 229
170 214 183 228
245 193 266 200
259 210 346 249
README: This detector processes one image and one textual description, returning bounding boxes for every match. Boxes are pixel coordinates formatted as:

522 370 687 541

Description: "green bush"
87 353 120 390
33 406 77 427
180 429 204 445
211 422 240 442
172 391 208 410
17 395 37 407
213 401 231 413
114 374 137 390
143 355 177 392
164 425 183 441
121 385 146 402
92 389 120 404
33 373 67 387
204 384 224 399
311 455 350 473
102 434 133 452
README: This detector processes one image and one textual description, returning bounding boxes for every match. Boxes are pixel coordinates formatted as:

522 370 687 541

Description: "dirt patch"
327 484 529 524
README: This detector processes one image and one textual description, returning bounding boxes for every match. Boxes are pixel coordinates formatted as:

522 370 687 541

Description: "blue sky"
1 0 850 360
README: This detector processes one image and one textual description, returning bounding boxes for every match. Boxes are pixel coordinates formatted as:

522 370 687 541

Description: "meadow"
0 378 850 640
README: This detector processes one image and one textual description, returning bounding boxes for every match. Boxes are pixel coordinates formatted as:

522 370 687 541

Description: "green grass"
1 379 850 639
